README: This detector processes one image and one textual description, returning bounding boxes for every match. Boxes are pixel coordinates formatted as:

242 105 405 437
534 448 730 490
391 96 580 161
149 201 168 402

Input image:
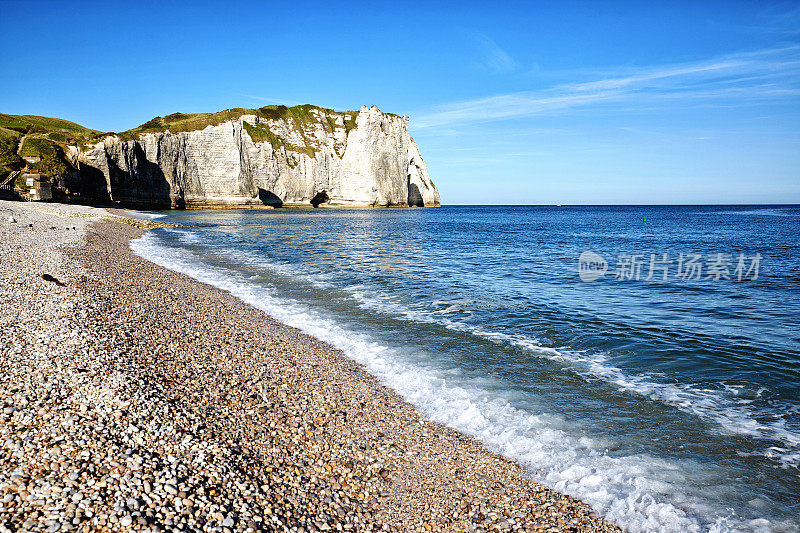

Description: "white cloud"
471 33 518 74
414 46 800 128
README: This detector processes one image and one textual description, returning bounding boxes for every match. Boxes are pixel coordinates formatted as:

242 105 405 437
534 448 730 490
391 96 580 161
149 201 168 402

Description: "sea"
130 205 800 533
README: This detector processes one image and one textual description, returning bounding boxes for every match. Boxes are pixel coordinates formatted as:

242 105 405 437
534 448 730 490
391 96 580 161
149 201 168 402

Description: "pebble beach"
0 201 620 533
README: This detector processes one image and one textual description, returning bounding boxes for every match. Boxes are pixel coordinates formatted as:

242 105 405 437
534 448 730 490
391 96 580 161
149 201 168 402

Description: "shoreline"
0 201 618 532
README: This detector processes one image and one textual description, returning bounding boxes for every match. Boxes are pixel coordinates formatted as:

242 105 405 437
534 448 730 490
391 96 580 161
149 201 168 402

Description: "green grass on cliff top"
117 104 376 156
0 130 72 179
0 115 89 178
0 127 22 176
116 104 371 140
0 113 100 173
0 104 393 142
0 113 100 136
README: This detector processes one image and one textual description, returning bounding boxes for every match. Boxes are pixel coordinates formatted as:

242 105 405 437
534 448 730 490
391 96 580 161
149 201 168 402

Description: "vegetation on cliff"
0 128 22 180
120 105 359 136
0 114 99 181
119 104 362 159
0 104 383 180
0 113 99 136
19 137 71 177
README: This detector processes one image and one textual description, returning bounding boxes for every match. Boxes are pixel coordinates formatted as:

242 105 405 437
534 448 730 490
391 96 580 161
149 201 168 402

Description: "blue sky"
1 0 798 204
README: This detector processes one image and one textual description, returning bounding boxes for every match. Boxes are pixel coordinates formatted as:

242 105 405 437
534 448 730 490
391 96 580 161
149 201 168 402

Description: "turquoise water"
131 205 800 532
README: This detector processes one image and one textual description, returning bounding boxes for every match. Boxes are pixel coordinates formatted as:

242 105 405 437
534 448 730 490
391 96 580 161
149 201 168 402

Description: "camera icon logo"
578 251 608 282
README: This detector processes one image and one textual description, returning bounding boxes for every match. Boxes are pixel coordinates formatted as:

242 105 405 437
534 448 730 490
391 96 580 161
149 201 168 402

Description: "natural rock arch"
407 182 424 207
310 190 329 208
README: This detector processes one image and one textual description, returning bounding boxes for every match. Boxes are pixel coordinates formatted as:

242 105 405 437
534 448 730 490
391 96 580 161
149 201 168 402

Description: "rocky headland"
0 106 440 209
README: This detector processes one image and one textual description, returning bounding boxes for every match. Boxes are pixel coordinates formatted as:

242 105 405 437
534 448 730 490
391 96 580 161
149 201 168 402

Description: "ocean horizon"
130 204 800 532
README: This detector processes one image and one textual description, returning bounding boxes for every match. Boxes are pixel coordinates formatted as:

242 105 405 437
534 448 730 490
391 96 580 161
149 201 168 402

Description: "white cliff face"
70 105 440 208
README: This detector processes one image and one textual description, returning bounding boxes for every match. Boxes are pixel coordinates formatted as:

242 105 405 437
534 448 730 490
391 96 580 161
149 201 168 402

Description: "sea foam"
339 282 800 470
130 231 796 533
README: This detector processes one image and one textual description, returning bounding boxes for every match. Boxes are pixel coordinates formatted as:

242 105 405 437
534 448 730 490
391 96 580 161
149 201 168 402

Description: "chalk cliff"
65 105 440 208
